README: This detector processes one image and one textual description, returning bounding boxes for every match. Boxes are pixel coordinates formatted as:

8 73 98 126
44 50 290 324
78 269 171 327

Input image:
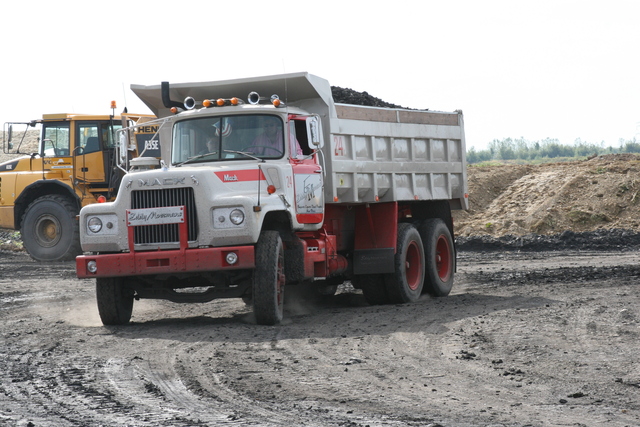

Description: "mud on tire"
252 231 285 325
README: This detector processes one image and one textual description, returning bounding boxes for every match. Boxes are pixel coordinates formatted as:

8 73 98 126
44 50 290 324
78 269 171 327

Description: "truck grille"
131 188 198 245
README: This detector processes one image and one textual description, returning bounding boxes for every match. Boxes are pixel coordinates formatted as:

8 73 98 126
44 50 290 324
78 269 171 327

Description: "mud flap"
353 248 395 275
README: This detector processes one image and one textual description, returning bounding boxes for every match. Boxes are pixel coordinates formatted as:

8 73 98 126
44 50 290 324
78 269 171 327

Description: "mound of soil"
454 154 640 242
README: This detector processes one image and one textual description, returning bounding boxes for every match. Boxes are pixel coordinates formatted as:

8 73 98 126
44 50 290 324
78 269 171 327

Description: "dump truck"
1 107 157 261
76 72 468 325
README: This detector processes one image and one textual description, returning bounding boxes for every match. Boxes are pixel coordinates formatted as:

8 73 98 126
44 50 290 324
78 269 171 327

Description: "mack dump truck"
76 72 468 326
1 109 157 261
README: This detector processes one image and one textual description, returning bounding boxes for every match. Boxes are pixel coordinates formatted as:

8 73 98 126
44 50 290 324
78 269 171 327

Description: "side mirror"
119 131 128 164
307 116 324 148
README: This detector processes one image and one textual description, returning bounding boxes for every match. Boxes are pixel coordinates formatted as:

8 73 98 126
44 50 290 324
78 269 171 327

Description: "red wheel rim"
405 241 423 291
435 234 452 281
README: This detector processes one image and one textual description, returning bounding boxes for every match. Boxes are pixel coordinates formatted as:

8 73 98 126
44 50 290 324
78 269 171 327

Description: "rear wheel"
384 223 425 303
96 277 134 325
252 231 285 325
420 218 454 296
21 194 81 262
355 274 389 305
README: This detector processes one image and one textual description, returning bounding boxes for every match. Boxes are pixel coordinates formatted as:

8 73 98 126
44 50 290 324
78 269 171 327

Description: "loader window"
78 124 100 154
42 123 70 157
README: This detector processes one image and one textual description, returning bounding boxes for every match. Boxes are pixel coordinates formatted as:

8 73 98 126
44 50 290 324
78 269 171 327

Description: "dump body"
76 72 468 326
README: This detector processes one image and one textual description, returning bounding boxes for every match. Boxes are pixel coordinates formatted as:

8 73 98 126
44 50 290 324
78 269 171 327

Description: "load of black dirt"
456 228 640 252
331 86 412 109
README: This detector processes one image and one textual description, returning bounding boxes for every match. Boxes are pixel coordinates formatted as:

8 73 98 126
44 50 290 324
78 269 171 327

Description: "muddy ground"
1 237 639 426
1 156 640 426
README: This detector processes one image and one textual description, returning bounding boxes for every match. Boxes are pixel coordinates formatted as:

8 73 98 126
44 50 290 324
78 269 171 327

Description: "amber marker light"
267 185 276 194
231 97 239 105
170 107 178 114
97 195 107 203
272 98 281 107
203 99 212 108
216 98 225 106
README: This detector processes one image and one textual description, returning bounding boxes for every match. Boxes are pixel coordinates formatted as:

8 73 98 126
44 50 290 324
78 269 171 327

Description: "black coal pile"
331 86 411 109
456 229 640 252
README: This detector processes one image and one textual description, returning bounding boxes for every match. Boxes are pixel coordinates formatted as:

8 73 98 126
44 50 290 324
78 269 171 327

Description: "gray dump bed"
132 72 468 210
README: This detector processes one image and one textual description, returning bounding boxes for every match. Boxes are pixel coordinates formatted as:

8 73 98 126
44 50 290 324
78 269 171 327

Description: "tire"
21 194 81 262
384 223 425 303
252 231 285 325
96 277 134 325
354 274 389 305
419 218 455 296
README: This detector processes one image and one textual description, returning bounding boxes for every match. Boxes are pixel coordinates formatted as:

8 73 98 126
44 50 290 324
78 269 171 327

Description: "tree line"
467 137 640 164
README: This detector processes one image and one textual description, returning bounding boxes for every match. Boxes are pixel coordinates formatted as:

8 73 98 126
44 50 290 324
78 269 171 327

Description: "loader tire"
252 231 285 325
21 195 81 262
96 277 134 325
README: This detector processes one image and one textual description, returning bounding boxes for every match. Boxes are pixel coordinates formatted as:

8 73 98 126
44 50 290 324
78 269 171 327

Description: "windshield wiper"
176 152 218 167
223 150 265 162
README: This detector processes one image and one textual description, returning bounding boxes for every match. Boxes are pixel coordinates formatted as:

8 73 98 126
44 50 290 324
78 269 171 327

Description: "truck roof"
131 72 336 119
40 113 153 121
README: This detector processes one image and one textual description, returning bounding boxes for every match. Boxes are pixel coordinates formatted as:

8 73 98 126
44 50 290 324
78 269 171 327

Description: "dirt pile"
454 154 640 239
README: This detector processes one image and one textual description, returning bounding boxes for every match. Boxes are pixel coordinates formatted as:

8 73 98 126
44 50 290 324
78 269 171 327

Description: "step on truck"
76 72 468 325
1 107 157 261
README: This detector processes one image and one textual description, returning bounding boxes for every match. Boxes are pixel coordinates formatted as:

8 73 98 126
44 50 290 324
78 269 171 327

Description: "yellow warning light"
216 98 225 106
203 99 212 108
231 97 239 105
110 100 117 109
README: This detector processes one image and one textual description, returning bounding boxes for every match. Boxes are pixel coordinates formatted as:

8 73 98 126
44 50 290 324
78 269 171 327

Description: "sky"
1 0 638 150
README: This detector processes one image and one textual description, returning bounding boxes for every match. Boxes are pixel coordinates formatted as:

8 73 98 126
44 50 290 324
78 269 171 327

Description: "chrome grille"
131 187 198 245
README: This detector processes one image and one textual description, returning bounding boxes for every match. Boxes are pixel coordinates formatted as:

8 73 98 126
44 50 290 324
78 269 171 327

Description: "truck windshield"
172 115 284 165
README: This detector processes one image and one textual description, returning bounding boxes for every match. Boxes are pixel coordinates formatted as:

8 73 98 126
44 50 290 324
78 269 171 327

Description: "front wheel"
252 231 285 325
21 194 81 262
419 218 455 296
96 277 134 325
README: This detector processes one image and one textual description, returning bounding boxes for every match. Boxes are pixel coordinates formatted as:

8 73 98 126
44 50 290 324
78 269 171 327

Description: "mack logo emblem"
223 174 238 182
137 177 186 187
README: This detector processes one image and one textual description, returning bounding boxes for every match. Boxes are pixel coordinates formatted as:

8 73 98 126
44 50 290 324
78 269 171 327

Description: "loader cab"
39 117 123 186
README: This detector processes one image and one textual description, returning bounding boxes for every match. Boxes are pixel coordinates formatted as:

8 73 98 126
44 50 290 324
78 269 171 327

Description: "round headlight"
88 217 103 233
229 209 245 225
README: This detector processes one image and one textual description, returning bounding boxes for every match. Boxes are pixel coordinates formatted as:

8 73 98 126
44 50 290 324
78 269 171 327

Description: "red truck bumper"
76 246 255 278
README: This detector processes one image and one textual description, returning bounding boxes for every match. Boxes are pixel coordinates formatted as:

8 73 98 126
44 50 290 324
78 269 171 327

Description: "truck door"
289 115 324 224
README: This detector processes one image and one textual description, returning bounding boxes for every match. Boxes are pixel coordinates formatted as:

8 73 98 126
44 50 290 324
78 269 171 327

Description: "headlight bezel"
87 217 103 233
